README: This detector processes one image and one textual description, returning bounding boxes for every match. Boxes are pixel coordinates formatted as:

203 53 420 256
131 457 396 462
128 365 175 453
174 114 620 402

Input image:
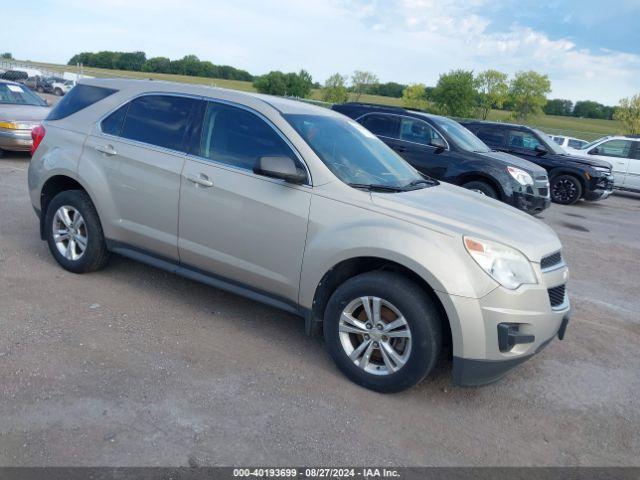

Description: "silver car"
0 79 50 156
28 79 571 392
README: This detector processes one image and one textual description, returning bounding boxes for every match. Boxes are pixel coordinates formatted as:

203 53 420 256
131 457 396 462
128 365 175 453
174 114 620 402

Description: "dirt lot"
0 152 639 467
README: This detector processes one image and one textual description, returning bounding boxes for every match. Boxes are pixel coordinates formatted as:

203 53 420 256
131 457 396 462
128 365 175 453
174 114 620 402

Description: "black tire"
462 180 498 199
44 190 110 273
0 148 4 158
551 174 582 205
323 271 442 393
54 88 63 96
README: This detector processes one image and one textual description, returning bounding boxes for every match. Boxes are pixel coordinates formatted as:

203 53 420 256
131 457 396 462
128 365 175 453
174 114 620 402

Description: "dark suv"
461 121 614 205
332 103 550 214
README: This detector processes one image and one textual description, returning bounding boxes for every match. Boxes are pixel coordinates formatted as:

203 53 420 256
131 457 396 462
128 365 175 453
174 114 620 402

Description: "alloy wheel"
52 205 88 261
338 296 412 375
552 178 578 203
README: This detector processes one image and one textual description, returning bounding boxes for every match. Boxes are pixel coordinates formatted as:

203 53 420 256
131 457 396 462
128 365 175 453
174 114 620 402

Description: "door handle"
95 144 117 156
186 173 214 187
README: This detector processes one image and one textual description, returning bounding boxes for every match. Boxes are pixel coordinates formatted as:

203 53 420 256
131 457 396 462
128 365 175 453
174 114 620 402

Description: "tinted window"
568 139 586 149
593 139 632 158
121 95 197 152
360 114 398 137
552 136 564 145
509 130 543 150
632 143 640 160
399 117 442 145
476 128 505 146
46 85 116 120
199 102 295 170
101 104 128 136
431 117 490 152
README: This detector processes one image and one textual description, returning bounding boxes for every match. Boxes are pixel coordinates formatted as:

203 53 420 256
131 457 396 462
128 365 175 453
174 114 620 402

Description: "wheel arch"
455 172 505 200
308 256 452 352
39 174 96 239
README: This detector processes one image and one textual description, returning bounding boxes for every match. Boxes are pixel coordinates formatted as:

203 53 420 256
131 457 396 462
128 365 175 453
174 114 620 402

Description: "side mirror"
589 147 599 155
534 144 547 155
429 137 446 150
254 156 307 184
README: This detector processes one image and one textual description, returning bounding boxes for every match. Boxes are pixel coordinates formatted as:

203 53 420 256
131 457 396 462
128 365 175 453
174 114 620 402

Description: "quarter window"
46 84 117 121
399 117 442 146
508 130 542 151
120 95 198 152
593 139 632 158
359 114 398 138
199 102 297 171
101 104 128 136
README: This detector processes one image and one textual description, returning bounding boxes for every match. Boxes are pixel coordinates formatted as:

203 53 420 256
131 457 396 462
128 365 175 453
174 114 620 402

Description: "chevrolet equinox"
28 79 571 392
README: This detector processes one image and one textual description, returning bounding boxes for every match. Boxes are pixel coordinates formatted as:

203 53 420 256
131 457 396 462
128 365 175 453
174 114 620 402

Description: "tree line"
64 51 639 133
67 51 253 81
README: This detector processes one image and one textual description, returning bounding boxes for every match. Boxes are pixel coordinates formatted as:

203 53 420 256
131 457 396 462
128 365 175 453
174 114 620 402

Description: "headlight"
507 166 534 186
464 236 537 289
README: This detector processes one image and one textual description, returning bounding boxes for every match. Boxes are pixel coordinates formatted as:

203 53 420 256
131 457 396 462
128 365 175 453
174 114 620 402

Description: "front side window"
198 102 297 171
509 130 543 150
46 84 116 120
285 114 423 188
359 114 398 138
0 82 48 107
121 95 197 152
399 117 442 146
592 139 632 158
431 116 490 153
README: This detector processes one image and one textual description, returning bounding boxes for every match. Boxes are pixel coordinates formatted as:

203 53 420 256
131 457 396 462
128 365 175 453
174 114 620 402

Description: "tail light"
30 124 46 156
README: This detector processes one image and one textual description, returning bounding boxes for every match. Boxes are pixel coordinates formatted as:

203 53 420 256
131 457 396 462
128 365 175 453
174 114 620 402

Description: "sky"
3 0 640 105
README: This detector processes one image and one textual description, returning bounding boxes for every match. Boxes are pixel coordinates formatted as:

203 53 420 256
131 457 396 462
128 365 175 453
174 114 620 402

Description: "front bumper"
513 191 550 214
584 174 615 201
436 259 570 386
0 129 32 152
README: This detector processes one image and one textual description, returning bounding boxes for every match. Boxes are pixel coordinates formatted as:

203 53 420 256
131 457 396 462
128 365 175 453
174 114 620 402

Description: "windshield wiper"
403 178 438 189
347 183 407 192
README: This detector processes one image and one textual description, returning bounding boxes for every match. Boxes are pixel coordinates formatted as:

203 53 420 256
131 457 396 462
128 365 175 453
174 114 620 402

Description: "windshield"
0 83 47 106
580 137 607 150
431 116 490 153
533 129 566 154
285 114 425 189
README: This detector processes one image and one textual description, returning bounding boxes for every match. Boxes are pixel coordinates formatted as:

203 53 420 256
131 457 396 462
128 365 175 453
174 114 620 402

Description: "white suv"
570 136 640 192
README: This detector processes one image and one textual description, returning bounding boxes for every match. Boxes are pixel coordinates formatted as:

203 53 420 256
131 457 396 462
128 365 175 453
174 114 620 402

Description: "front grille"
541 251 562 270
548 285 566 308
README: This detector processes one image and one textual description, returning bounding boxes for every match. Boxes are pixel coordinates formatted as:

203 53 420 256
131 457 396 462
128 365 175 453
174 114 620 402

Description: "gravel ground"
0 152 638 467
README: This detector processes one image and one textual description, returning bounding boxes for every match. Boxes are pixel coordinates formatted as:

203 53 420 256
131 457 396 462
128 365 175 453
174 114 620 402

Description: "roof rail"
625 134 640 139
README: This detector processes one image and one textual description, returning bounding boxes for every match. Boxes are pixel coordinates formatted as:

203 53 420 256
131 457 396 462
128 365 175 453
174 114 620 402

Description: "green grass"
23 60 623 140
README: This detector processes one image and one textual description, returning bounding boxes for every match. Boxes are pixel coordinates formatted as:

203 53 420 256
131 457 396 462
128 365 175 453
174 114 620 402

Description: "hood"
551 152 612 169
473 150 547 176
0 104 50 122
370 182 560 262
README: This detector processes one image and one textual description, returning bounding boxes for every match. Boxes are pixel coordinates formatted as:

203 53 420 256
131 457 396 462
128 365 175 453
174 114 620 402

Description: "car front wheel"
44 190 110 273
323 271 442 393
551 174 582 205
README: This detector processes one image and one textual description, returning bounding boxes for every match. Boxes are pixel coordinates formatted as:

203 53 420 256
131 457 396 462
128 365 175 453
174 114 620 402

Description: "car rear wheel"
462 180 498 199
323 271 442 393
551 174 582 205
54 88 63 96
44 190 110 273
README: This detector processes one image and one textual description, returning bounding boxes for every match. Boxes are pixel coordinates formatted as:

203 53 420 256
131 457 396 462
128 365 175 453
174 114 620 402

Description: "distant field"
24 60 623 140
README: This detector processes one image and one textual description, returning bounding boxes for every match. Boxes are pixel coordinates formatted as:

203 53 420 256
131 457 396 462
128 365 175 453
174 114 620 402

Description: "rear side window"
568 139 585 149
476 128 505 146
198 102 296 170
46 85 117 121
101 104 128 136
359 114 398 138
120 95 198 152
